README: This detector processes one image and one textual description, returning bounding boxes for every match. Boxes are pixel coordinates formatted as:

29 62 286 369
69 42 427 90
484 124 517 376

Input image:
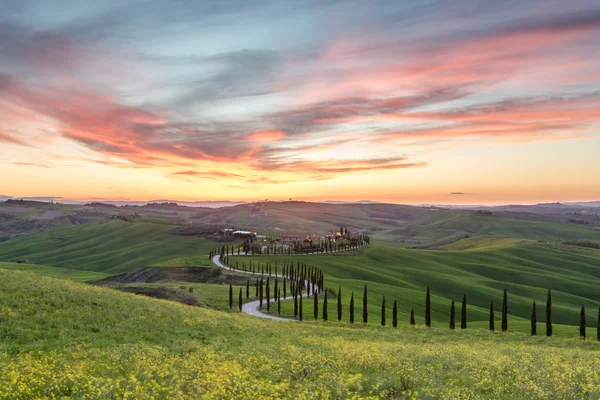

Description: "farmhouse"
280 233 307 244
232 230 256 239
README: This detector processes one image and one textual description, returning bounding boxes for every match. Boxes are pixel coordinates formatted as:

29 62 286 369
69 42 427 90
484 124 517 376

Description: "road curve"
212 254 314 321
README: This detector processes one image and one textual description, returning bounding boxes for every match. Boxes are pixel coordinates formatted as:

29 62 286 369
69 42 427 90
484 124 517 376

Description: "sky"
1 0 599 205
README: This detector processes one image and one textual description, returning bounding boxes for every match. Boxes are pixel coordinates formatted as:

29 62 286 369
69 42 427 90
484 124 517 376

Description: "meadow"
0 220 219 273
229 238 600 337
1 268 599 399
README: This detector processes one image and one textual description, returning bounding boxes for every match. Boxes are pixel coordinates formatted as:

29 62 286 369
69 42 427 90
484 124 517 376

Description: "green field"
229 238 600 336
0 262 108 282
1 269 598 399
0 220 218 274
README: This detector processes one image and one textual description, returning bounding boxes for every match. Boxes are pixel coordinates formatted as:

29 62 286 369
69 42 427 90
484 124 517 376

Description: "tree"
502 289 508 332
531 300 537 336
350 292 355 323
238 288 243 312
381 296 386 326
266 278 270 313
337 286 342 321
489 299 495 331
323 290 328 321
294 291 298 318
580 304 586 339
255 279 259 297
392 300 398 328
425 286 431 327
278 288 281 316
461 295 467 329
283 278 287 299
410 308 415 326
313 291 319 320
598 306 600 341
546 288 552 337
246 280 250 299
259 279 263 309
449 298 455 330
299 295 303 321
229 284 233 309
362 285 368 324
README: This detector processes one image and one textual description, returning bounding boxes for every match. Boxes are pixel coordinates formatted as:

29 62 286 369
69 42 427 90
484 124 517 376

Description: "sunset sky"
1 0 599 204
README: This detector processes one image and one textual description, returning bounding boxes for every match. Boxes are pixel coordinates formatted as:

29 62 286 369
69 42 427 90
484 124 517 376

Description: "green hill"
1 268 598 399
0 220 218 273
0 262 108 282
229 239 600 335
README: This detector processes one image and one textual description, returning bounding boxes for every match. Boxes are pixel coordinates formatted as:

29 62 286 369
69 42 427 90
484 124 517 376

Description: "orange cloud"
246 130 286 143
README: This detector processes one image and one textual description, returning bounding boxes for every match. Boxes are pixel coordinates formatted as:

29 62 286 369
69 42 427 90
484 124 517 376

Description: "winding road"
211 243 366 321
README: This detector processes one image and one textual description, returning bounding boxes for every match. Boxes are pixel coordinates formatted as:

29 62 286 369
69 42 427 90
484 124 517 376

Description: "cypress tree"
278 289 281 316
410 308 415 326
283 278 287 299
255 279 259 297
228 284 233 309
266 278 270 313
337 286 342 321
259 279 263 309
350 292 355 323
238 288 243 312
425 286 431 327
489 299 495 331
502 289 508 332
546 288 552 337
246 279 249 299
363 284 368 324
531 300 537 336
294 291 298 318
597 306 600 341
580 304 586 339
381 296 386 326
461 295 467 329
392 300 398 328
449 298 455 329
313 291 319 320
274 279 278 302
299 295 303 321
323 290 328 321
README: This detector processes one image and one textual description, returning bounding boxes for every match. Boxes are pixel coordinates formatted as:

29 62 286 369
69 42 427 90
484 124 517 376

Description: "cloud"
246 130 286 143
450 192 468 195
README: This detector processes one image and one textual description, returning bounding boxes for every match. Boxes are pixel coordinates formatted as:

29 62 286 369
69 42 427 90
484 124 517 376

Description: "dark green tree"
283 278 287 299
461 295 467 329
323 290 328 321
362 285 368 324
546 288 552 337
580 304 586 339
278 288 281 316
392 300 398 328
266 278 270 313
238 288 243 312
246 279 250 299
350 292 355 323
259 279 263 309
597 306 600 341
502 289 508 332
425 286 431 327
255 279 259 297
489 299 495 331
410 308 415 326
299 295 303 321
294 291 298 318
337 286 342 321
449 298 455 329
381 296 386 326
313 291 319 320
229 284 233 309
531 300 537 336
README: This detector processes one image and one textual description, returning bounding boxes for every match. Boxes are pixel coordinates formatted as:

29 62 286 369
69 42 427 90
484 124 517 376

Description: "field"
1 269 599 399
0 262 108 282
229 238 600 337
0 220 218 274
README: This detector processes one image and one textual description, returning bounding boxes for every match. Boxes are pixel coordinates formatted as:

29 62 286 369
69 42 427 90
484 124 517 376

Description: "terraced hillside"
1 269 598 399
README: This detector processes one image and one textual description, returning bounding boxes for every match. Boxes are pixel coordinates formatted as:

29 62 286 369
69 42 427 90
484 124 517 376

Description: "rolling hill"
1 268 598 399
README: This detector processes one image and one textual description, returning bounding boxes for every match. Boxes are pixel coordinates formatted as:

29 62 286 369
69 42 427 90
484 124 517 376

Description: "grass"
228 239 600 336
0 220 219 273
1 268 599 399
0 262 108 282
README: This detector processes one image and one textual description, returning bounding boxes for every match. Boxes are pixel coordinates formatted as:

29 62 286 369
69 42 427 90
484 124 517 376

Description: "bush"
211 267 222 277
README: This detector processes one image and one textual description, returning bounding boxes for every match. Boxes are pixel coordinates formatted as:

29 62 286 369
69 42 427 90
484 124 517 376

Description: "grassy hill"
0 262 108 282
229 239 600 336
0 220 218 273
1 268 598 399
